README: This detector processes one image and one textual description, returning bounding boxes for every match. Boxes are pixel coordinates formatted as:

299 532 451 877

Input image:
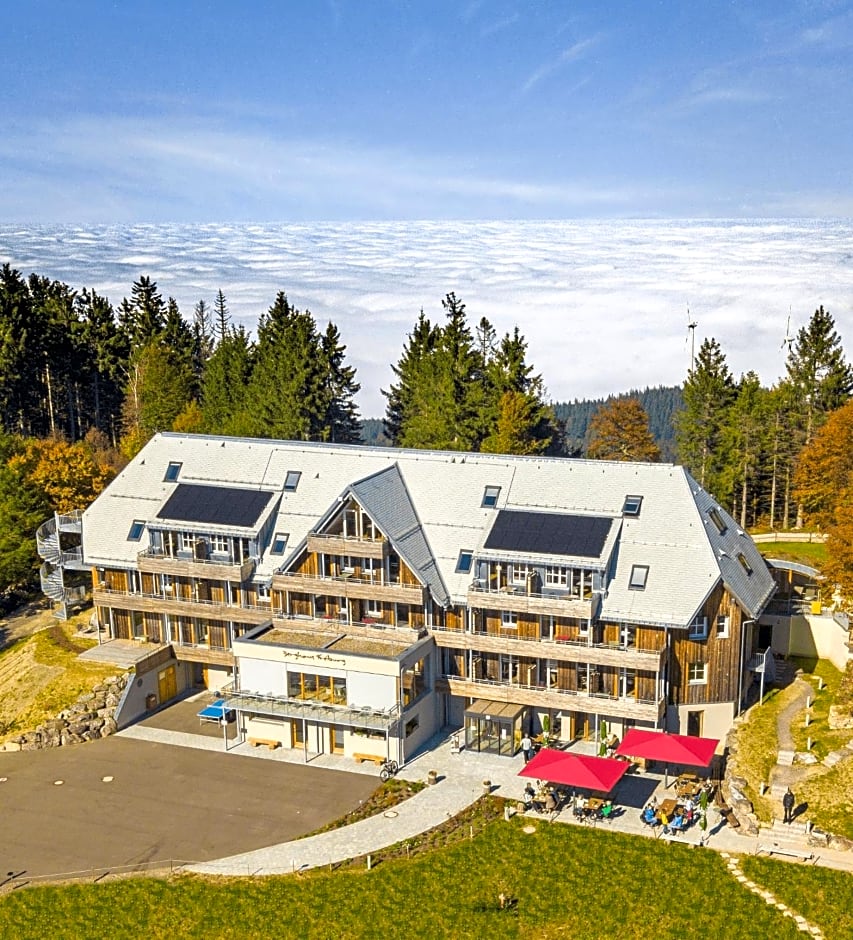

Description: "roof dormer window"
482 485 501 508
127 520 145 541
164 461 182 482
623 495 643 517
737 552 753 575
271 532 289 555
284 470 302 492
456 550 474 574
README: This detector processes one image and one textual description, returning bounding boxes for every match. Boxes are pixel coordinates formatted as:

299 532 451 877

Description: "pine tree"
382 311 440 445
319 322 361 443
676 337 735 497
587 398 661 462
118 276 167 351
241 293 327 441
214 289 230 345
785 306 853 527
192 299 215 383
200 326 253 435
719 372 768 527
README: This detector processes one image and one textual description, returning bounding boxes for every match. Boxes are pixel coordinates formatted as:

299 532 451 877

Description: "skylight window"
271 532 289 555
737 552 753 575
127 520 145 541
708 507 727 535
164 461 182 482
623 495 643 516
482 485 501 508
456 550 474 574
284 470 302 492
628 564 649 590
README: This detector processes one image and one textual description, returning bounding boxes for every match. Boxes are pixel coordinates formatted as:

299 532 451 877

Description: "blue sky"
2 0 852 221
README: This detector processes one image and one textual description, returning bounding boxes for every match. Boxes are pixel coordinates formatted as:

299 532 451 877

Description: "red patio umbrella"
614 729 718 785
518 748 628 793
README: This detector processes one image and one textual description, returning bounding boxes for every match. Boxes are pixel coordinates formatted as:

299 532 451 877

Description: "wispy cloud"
520 36 601 95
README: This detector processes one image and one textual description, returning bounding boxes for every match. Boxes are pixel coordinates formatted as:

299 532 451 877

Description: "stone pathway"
721 852 824 938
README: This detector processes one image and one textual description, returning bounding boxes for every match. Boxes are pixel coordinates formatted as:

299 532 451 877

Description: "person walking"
782 787 795 824
520 732 533 763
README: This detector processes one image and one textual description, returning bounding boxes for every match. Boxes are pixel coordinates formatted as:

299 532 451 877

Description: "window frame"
708 507 727 534
628 564 649 591
284 470 302 492
716 614 730 638
164 461 182 482
455 550 474 574
689 615 709 640
544 565 568 587
737 552 753 575
501 609 518 630
482 485 501 508
127 520 146 541
688 662 708 685
270 532 289 555
622 495 643 517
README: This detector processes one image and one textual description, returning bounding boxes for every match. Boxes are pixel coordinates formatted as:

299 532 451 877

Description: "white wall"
347 672 396 710
669 701 733 742
760 613 850 672
241 658 286 695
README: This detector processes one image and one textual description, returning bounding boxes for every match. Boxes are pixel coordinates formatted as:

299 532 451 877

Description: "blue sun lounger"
197 699 235 724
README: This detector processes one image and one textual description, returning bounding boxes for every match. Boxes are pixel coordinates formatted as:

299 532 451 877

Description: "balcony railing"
273 570 426 605
467 581 600 619
220 685 402 731
137 549 255 582
306 532 388 559
91 586 273 625
431 623 665 670
272 611 428 641
439 675 664 721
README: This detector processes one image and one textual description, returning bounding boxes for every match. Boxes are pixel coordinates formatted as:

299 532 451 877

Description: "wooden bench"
248 737 280 751
757 844 817 863
353 752 385 766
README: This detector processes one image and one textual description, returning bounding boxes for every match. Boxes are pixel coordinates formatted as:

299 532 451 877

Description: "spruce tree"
719 372 768 527
214 289 230 345
200 326 253 435
676 337 735 498
319 322 361 443
118 276 167 351
383 311 440 445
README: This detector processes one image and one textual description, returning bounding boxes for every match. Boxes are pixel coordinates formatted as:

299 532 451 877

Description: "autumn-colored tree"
8 437 114 515
481 390 551 455
587 398 661 462
792 399 853 530
825 491 853 601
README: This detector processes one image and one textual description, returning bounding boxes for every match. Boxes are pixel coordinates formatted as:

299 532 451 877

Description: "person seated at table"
600 800 615 820
642 804 658 826
659 809 670 833
573 794 587 818
544 791 558 815
523 782 536 808
669 812 685 832
683 798 695 822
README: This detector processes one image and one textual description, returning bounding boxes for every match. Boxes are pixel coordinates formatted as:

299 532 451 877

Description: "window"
284 470 302 492
405 715 420 737
456 550 473 574
127 520 145 541
164 461 182 482
501 610 518 629
482 485 501 508
178 531 195 552
716 614 730 638
271 532 289 555
210 534 228 554
510 563 530 585
545 566 568 587
257 583 271 602
623 495 643 516
688 662 708 685
737 552 753 575
689 615 708 639
629 565 649 590
708 507 727 534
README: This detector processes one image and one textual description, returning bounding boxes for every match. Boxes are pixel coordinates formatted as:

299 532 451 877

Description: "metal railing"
444 673 660 707
0 858 198 891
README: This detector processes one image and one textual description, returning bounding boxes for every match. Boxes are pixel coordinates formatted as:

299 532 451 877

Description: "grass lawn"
0 615 119 741
756 540 828 569
0 810 817 940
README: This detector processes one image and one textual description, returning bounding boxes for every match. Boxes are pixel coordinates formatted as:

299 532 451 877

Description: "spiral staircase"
36 510 89 620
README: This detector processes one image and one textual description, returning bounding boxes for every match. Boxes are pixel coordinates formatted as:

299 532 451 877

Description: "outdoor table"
586 797 604 813
657 798 678 820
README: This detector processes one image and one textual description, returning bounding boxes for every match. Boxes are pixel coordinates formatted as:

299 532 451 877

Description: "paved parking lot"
0 735 377 879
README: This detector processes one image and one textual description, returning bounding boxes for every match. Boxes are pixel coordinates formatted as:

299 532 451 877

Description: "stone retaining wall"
1 673 129 752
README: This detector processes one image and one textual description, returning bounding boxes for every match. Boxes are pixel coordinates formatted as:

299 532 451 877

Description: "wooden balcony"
173 644 235 667
92 588 273 626
137 550 255 583
431 627 665 671
466 583 599 620
306 533 388 560
436 676 665 722
273 571 426 605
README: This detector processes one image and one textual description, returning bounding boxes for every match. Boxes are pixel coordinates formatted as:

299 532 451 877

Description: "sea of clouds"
1 219 851 417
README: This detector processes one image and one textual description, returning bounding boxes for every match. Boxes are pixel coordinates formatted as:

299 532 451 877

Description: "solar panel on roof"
156 484 272 528
483 510 612 558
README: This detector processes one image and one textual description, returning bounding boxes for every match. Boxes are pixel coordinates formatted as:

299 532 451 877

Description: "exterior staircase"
36 510 88 620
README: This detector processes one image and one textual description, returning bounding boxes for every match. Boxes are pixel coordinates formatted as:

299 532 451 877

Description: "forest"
1 262 852 602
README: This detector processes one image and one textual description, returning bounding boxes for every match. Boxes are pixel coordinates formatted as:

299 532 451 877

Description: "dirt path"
0 599 58 653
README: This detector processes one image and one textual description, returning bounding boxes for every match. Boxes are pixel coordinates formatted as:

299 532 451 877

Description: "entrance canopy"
518 748 628 793
615 729 718 768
